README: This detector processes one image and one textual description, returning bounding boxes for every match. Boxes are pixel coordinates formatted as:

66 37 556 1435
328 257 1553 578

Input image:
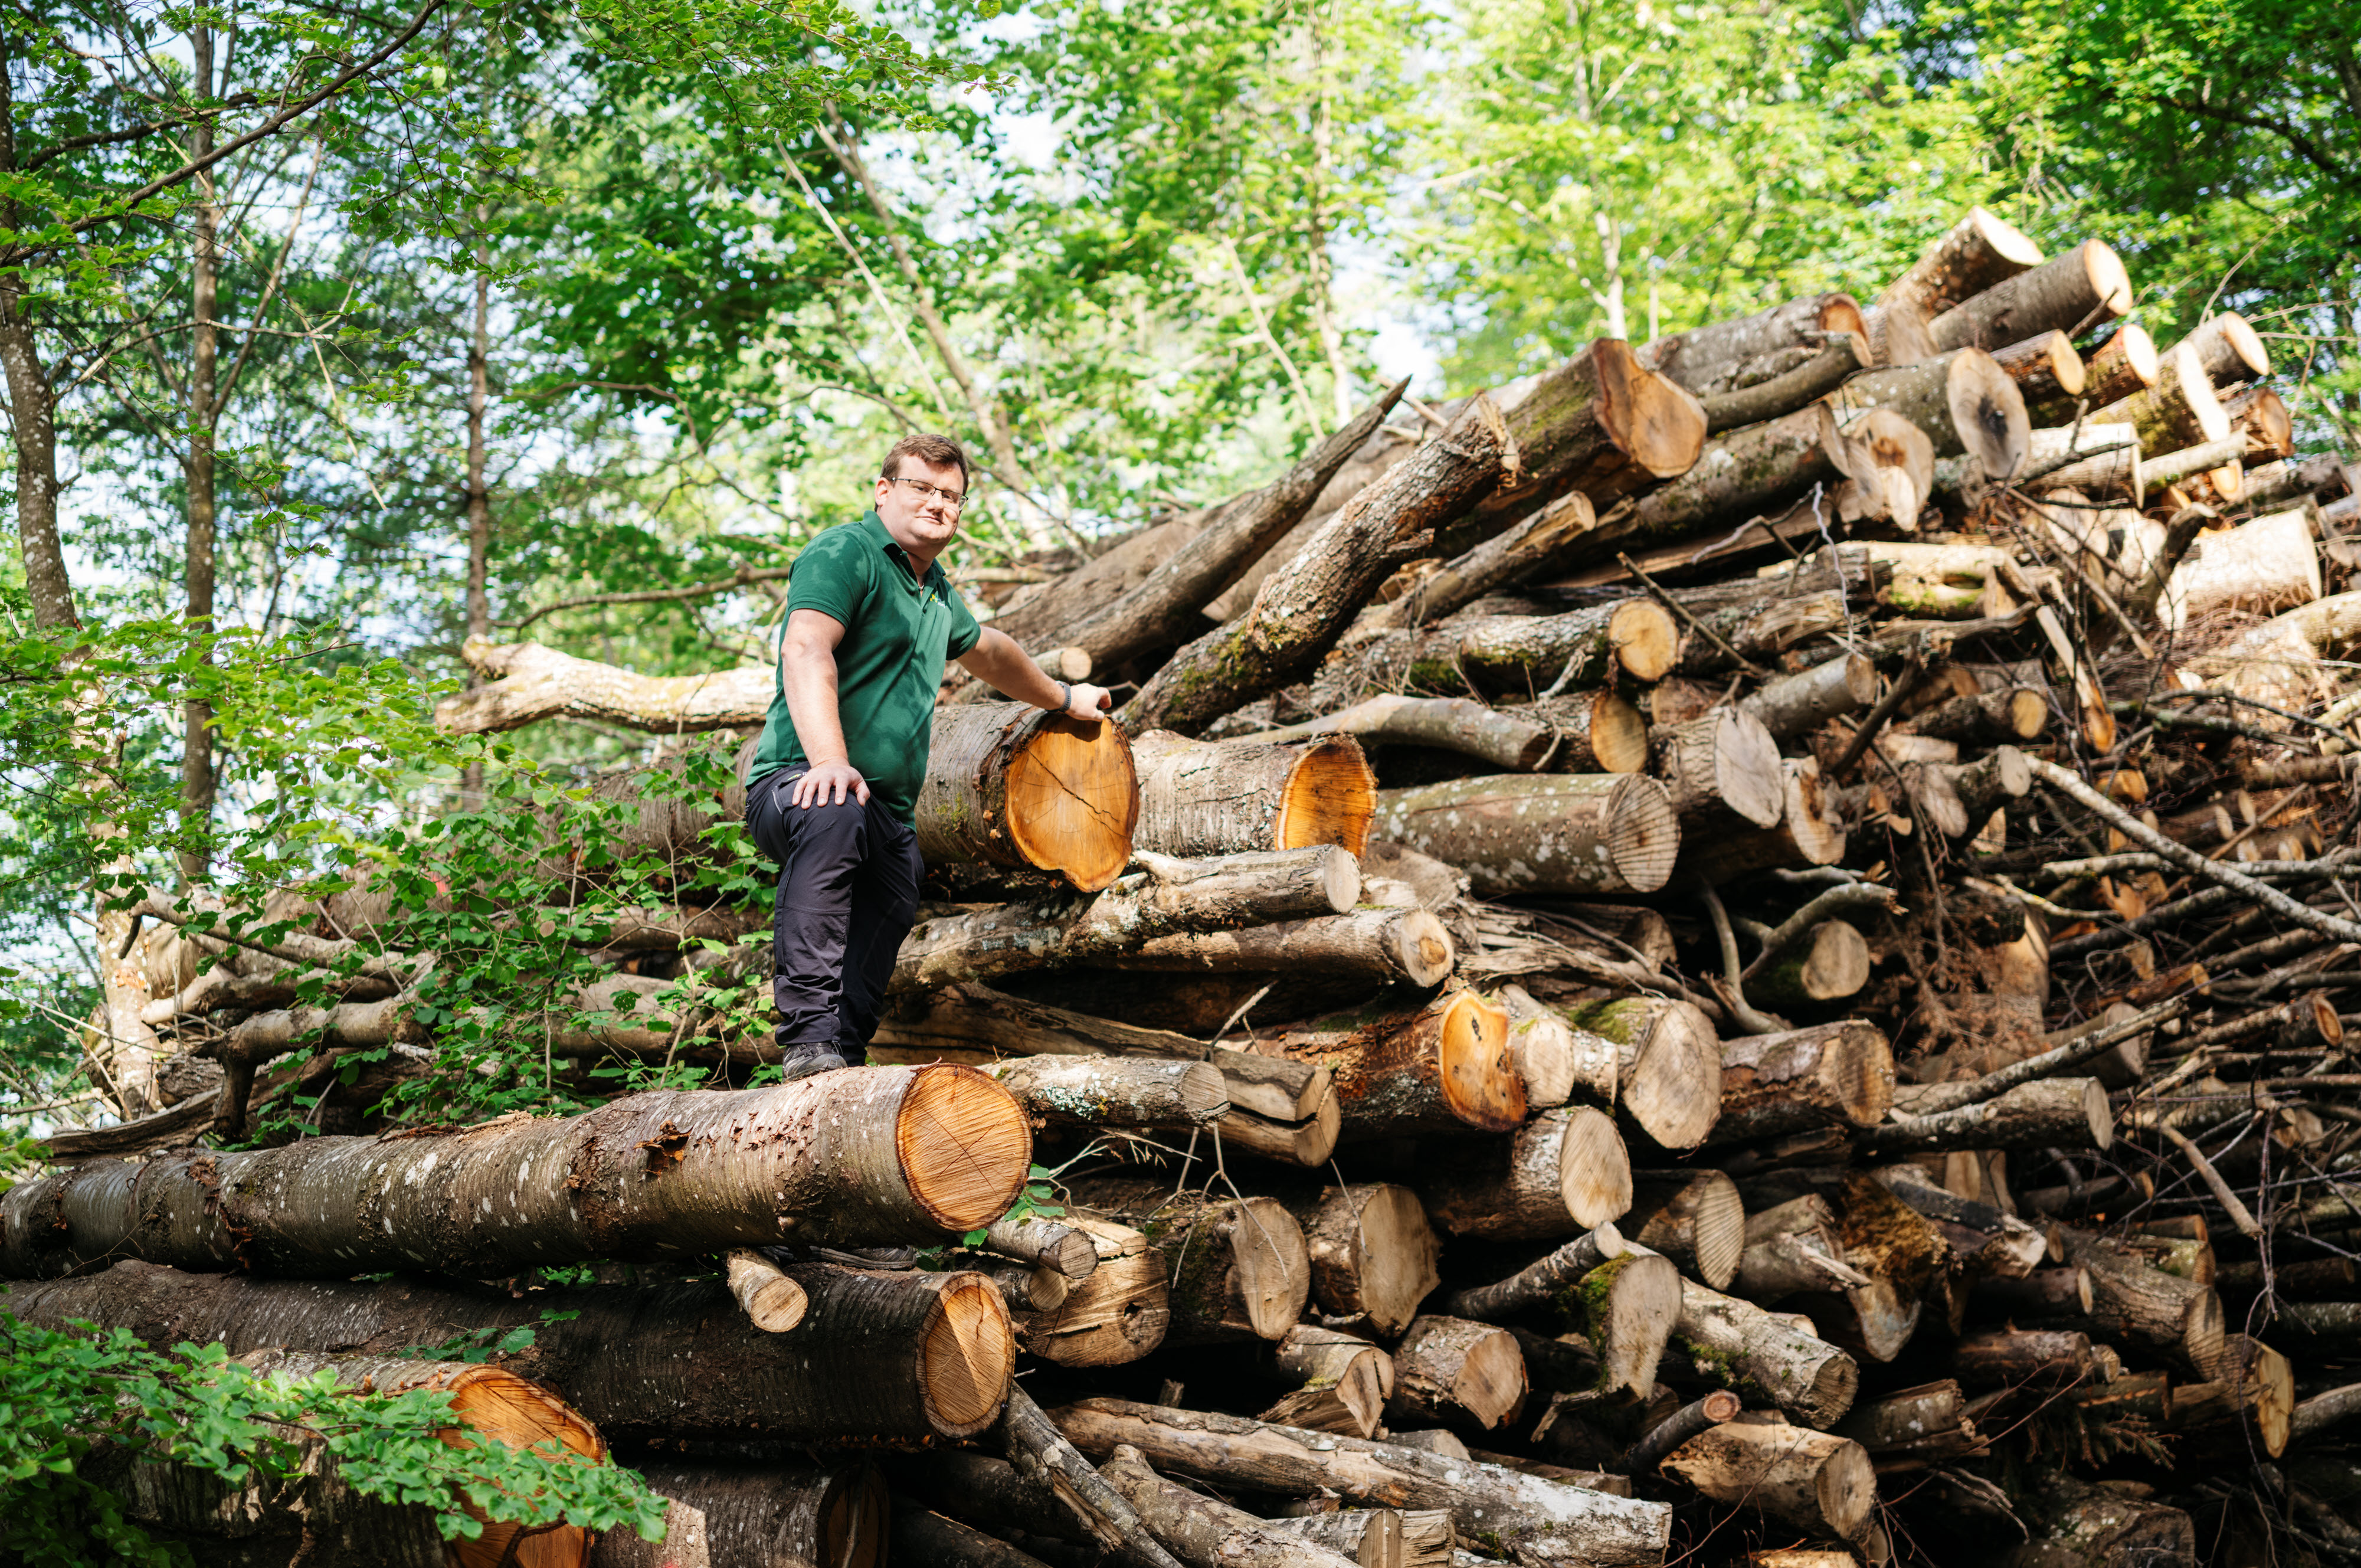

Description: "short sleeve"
784 528 870 628
943 584 983 660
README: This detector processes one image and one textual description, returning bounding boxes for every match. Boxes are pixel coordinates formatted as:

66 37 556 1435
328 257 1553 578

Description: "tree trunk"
890 846 1358 992
1987 331 2087 412
1522 691 1653 774
1741 653 1879 740
1419 1105 1632 1240
1275 1183 1440 1337
1574 1252 1684 1402
1374 774 1679 898
1099 1447 1363 1568
1024 1215 1173 1367
1650 707 1787 829
1636 291 1869 397
1047 1399 1674 1564
1121 396 1511 736
2062 1229 2226 1373
1928 240 2131 353
725 1248 810 1332
2091 340 2231 456
2162 508 2320 631
1499 983 1622 1108
1950 1327 2098 1387
916 703 1141 892
1748 923 1874 1007
1557 996 1723 1151
1658 1419 1876 1544
1833 347 2029 477
1445 600 1684 689
1623 1170 1746 1291
2171 1333 2293 1459
1259 1329 1393 1438
591 1463 886 1568
978 1055 1227 1128
1697 335 1871 434
1685 758 1848 885
1129 731 1374 858
886 1503 1053 1568
992 512 1213 652
1088 905 1455 988
1 1068 1029 1277
2169 309 2272 384
2225 383 2294 459
1386 1315 1530 1430
180 91 220 888
13 1257 1016 1443
1862 1077 2114 1155
1902 686 2046 746
1245 694 1564 773
1708 1022 1894 1144
1067 1181 1311 1344
1666 1279 1860 1428
1442 1224 1627 1321
1272 990 1525 1139
1871 209 2044 333
438 638 773 733
2058 321 2160 418
1355 490 1596 635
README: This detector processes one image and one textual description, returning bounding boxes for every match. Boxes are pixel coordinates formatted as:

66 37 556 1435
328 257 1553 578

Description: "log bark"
1685 758 1848 885
1499 983 1621 1108
2172 1334 2292 1459
1 1068 1029 1277
1638 292 1871 396
1129 731 1375 858
1831 347 2030 477
1650 706 1787 829
886 1502 1053 1568
1708 1022 1895 1144
1737 1196 1867 1303
1697 335 1871 434
1928 241 2131 353
2170 309 2272 384
1666 1279 1860 1428
1024 1215 1173 1367
1244 695 1565 773
1419 1105 1632 1240
1740 653 1879 740
987 1214 1101 1282
1276 1182 1440 1337
592 1463 886 1568
1862 1077 2114 1155
435 636 772 735
1574 1252 1684 1402
1122 397 1512 736
1260 1335 1391 1439
1451 600 1683 689
1622 1170 1746 1291
978 1054 1228 1128
1100 1446 1363 1568
1557 996 1723 1151
1387 1315 1531 1430
1951 1328 2098 1388
2062 1229 2225 1373
1272 991 1525 1139
1748 922 1873 1007
1374 774 1680 898
1442 1223 1627 1321
1086 905 1456 990
1988 330 2085 403
725 1248 810 1333
889 846 1359 992
1067 1180 1311 1344
1047 1399 1674 1564
1356 490 1596 636
916 703 1142 892
1874 209 2045 328
12 1258 1015 1443
2162 508 2320 631
1000 1386 1193 1568
2225 382 2294 459
2009 1472 2196 1568
1522 690 1652 774
1267 1507 1454 1568
2091 339 2230 456
1902 687 2046 746
1659 1419 1876 1544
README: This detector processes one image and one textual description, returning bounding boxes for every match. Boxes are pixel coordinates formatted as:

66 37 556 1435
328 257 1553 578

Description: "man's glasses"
886 475 967 513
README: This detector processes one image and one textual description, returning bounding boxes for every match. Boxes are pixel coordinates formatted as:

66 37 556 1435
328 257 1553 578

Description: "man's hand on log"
1065 683 1114 723
793 761 870 808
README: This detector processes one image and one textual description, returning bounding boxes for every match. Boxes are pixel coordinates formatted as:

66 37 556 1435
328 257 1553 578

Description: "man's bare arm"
955 627 1111 721
780 608 869 807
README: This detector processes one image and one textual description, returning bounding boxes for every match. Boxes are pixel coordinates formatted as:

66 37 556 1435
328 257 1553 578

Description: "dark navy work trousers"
743 766 924 1056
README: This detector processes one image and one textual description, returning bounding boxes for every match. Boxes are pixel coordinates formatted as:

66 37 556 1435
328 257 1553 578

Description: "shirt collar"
861 509 947 592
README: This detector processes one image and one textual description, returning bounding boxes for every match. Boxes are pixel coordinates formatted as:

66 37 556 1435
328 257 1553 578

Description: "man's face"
873 456 966 558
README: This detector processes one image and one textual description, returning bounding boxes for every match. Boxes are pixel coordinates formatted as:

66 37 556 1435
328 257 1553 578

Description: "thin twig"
2158 1122 2264 1237
1830 647 1926 778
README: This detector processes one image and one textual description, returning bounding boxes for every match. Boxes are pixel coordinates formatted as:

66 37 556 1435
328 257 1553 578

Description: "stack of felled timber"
42 204 2361 1566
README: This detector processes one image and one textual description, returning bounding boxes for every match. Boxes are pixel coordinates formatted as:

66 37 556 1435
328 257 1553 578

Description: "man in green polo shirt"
744 433 1112 1077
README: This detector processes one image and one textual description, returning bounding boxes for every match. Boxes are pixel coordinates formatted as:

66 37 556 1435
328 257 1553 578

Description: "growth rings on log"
916 702 1141 892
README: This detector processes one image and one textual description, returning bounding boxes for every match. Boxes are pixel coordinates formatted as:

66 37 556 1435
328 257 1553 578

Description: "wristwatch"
1054 682 1070 713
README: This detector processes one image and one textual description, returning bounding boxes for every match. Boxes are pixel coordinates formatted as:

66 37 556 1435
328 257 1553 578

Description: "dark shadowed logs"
1988 330 2085 403
1001 1388 1194 1568
1219 1071 1345 1168
2171 309 2272 384
916 705 1142 892
1273 991 1524 1138
592 1463 888 1568
1357 489 1596 636
1863 1077 2114 1155
0 1069 1029 1277
1101 1446 1363 1568
1748 921 1872 1007
726 1248 811 1333
1260 1328 1391 1438
1950 1327 2098 1389
12 1258 1014 1443
1457 338 1710 541
1738 1196 1868 1303
1067 1181 1311 1345
1419 1105 1632 1240
2009 1472 2197 1568
1708 1022 1895 1143
1024 1215 1173 1367
1795 1278 1921 1365
1386 1315 1531 1430
1445 600 1682 689
1928 240 2131 353
1638 291 1870 396
1660 1418 1877 1545
1443 1223 1626 1321
1276 1183 1440 1336
1741 653 1879 740
1374 774 1679 898
1049 1399 1674 1562
1576 1251 1684 1402
1650 707 1787 829
2093 339 2230 456
1830 1381 1983 1465
1557 996 1723 1151
2063 1229 2225 1373
1832 347 2030 477
1668 1279 1860 1428
978 1055 1227 1129
1970 1266 2094 1321
1129 732 1375 857
1903 686 2047 745
2172 1334 2293 1459
1622 1170 1744 1290
886 1503 1053 1568
1045 387 1407 674
1122 396 1512 737
1521 690 1653 774
1247 695 1561 772
890 846 1359 992
1087 905 1455 990
1685 757 1848 885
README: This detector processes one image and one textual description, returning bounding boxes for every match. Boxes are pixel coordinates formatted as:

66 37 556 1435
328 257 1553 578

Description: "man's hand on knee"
793 761 870 808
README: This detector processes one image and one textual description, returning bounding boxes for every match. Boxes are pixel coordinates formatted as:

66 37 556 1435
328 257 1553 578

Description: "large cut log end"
1436 990 1525 1134
900 1064 1037 1233
1277 738 1378 856
1601 338 1711 482
1949 347 2032 479
1006 714 1142 892
918 1271 1020 1438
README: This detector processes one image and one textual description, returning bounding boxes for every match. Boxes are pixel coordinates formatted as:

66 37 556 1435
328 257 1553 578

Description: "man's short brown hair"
881 433 970 490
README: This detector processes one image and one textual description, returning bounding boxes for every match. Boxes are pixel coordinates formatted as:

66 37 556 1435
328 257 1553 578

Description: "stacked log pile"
41 205 2361 1566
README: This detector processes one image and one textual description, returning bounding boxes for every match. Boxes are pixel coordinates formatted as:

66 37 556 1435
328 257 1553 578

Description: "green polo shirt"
748 511 983 821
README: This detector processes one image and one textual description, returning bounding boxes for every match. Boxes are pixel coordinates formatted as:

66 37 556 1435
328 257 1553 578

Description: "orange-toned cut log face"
921 1274 1016 1436
1275 738 1376 856
437 1364 604 1568
1006 713 1139 892
1437 992 1525 1132
896 1064 1033 1235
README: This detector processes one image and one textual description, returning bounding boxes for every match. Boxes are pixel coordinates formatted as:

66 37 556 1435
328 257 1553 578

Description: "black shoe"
775 1045 851 1081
